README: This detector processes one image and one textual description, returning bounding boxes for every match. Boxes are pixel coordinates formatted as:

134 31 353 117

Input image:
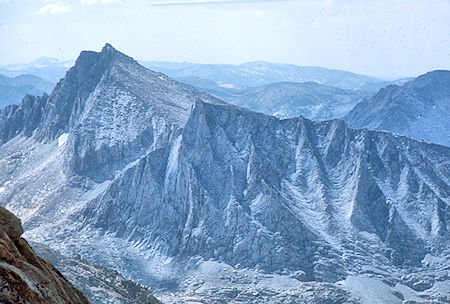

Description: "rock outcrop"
0 206 89 304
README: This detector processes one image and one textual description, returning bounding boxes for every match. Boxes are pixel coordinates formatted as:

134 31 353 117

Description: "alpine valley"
0 44 449 303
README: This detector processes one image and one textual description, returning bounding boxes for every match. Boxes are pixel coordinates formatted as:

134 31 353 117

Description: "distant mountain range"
0 57 415 121
1 56 412 92
0 57 74 83
178 77 369 120
142 60 413 92
0 44 448 303
0 74 54 109
345 70 450 146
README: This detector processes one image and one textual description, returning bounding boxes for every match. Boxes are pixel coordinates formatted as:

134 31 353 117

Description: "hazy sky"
0 0 449 78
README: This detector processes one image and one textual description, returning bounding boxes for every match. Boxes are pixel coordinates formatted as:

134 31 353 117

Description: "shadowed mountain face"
0 44 449 303
345 70 450 146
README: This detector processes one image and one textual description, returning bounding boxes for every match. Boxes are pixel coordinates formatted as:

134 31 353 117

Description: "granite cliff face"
0 206 89 304
0 44 449 303
345 70 450 146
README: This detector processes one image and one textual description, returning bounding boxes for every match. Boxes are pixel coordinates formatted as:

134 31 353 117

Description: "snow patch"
218 83 235 89
80 179 112 202
421 253 445 267
57 133 69 147
338 276 402 304
167 135 182 175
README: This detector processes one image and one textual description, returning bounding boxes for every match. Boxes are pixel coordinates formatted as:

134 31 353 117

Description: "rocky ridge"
0 74 54 109
345 70 450 146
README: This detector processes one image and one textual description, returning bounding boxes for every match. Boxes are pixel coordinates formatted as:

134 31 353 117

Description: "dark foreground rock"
0 206 89 304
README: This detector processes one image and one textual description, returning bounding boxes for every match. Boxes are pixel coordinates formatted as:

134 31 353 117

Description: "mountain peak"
33 43 224 144
76 43 134 69
345 69 450 146
1 44 222 144
35 45 138 140
102 42 115 52
100 43 133 61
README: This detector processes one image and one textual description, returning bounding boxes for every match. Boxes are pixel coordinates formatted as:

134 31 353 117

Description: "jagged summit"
100 43 131 58
1 44 223 143
75 43 135 70
0 44 225 180
102 42 115 52
50 43 137 106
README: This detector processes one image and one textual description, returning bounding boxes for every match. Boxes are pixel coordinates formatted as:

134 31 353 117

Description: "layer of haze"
0 0 449 78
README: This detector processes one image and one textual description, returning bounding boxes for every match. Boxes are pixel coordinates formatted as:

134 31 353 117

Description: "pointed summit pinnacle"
99 43 135 63
101 43 119 55
102 43 115 51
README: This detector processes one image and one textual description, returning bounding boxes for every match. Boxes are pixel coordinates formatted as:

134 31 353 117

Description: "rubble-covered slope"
31 242 162 304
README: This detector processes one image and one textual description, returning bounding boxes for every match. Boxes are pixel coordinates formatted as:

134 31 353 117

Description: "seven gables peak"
0 44 449 303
